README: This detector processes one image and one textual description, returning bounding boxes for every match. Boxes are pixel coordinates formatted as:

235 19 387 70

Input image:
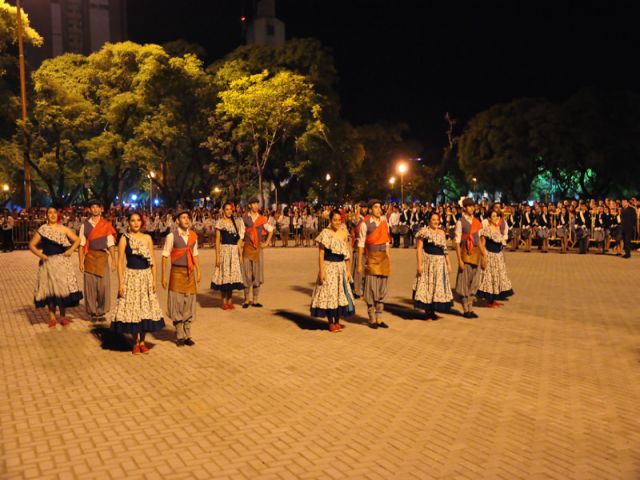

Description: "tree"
216 69 326 206
0 0 42 52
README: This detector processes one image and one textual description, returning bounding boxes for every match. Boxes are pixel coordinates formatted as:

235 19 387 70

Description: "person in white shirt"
388 205 401 248
161 211 201 347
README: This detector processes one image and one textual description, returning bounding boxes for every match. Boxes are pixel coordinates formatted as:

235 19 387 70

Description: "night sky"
128 0 640 151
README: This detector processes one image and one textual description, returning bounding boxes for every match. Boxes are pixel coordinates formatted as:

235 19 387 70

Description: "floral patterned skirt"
34 254 83 309
211 244 245 292
477 252 514 301
412 254 453 311
111 268 165 334
310 261 355 318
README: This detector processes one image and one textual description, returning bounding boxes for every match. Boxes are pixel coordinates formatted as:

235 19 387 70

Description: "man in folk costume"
242 197 274 309
162 211 201 347
78 199 117 321
357 199 392 329
454 197 486 318
350 201 368 298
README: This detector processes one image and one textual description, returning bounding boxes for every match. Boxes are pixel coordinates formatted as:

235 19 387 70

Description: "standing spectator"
303 207 318 247
388 205 401 248
621 198 637 259
277 207 290 247
2 209 15 252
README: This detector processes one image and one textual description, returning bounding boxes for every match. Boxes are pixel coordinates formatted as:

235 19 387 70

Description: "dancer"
350 201 368 298
454 197 485 318
310 210 356 332
162 211 201 347
477 209 514 307
357 199 392 329
29 205 83 327
413 212 453 321
78 199 116 322
211 202 245 309
111 212 165 354
241 197 273 308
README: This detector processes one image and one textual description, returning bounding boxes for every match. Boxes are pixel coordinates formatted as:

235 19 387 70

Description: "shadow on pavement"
274 309 327 331
150 328 176 343
91 326 132 352
289 284 315 296
384 302 422 320
197 292 218 308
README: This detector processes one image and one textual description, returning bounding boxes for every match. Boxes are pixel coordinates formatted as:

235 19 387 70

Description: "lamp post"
397 162 408 204
16 0 31 208
472 177 477 200
389 177 396 200
148 171 156 213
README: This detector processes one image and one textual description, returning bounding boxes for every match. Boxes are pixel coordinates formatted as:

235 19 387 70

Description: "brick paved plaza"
1 247 639 479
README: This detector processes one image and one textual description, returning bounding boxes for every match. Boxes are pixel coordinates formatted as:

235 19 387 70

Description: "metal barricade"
12 219 45 249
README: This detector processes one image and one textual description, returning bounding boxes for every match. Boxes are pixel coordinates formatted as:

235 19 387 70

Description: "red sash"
461 217 483 252
170 230 197 273
364 216 391 246
83 218 116 254
246 215 268 248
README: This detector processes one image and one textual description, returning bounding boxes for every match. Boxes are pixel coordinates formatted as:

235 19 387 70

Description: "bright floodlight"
131 194 138 201
325 173 331 181
2 184 8 192
213 187 221 193
389 177 396 185
149 171 156 178
398 162 408 174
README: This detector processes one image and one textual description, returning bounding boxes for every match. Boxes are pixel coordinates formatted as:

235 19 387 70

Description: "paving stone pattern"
1 247 639 479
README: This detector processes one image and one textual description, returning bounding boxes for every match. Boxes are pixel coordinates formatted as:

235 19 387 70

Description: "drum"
511 227 521 238
556 225 567 238
574 226 588 240
610 225 622 241
593 228 605 242
398 225 410 235
521 227 531 240
536 227 549 239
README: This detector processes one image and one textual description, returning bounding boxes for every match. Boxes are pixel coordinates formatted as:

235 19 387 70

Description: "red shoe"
494 302 504 307
487 301 500 308
228 304 236 310
335 322 344 330
221 304 230 310
329 323 341 333
60 318 70 326
139 343 149 354
132 344 141 355
48 319 57 328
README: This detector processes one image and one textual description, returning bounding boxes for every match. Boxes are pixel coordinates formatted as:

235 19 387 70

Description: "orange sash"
83 218 116 254
170 230 197 273
246 215 267 249
364 216 391 246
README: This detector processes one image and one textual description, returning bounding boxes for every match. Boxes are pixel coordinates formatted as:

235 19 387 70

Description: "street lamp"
397 162 408 203
325 173 331 182
2 184 9 192
148 171 156 213
471 177 477 200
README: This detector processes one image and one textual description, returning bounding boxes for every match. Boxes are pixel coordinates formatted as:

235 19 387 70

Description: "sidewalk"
1 247 639 479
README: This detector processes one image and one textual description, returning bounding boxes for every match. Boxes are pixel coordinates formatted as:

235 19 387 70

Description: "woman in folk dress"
211 202 245 309
111 212 165 354
310 210 356 332
477 209 515 308
29 205 83 328
413 212 454 321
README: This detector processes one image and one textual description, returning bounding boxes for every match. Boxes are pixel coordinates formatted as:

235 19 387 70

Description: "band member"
350 201 368 298
574 201 591 254
399 203 412 248
1 209 15 252
534 205 550 253
29 205 83 328
242 197 274 308
357 199 392 329
310 210 356 332
413 212 453 321
454 197 485 318
520 204 533 252
593 205 607 254
111 212 165 354
211 202 245 309
621 198 637 259
477 209 514 307
162 211 201 347
555 206 570 253
607 202 623 255
507 205 521 251
78 199 116 321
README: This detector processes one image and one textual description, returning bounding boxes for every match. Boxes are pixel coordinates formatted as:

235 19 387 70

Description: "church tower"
246 0 285 46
